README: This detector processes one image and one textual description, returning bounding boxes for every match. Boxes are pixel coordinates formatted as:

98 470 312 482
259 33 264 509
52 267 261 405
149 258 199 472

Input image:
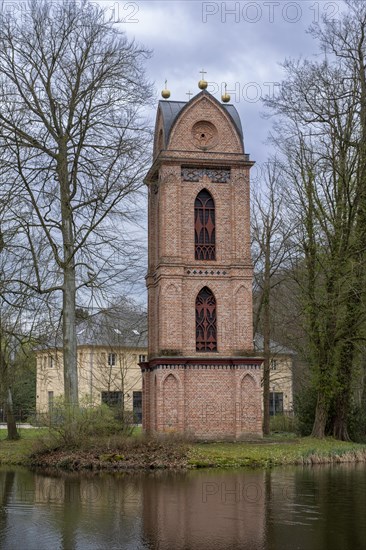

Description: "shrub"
347 401 366 442
293 385 317 436
270 414 297 433
39 396 130 449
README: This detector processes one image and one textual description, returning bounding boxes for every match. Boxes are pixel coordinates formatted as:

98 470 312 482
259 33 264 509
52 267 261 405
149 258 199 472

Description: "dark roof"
222 104 243 141
158 90 244 144
76 304 147 348
159 100 186 143
40 302 147 350
254 335 295 356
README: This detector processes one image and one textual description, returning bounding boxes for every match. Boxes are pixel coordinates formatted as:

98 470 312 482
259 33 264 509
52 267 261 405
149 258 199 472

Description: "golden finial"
198 68 208 90
222 82 230 103
161 79 170 99
186 90 193 100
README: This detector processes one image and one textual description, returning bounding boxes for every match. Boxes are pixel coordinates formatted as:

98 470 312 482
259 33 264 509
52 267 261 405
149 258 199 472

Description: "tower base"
140 358 263 440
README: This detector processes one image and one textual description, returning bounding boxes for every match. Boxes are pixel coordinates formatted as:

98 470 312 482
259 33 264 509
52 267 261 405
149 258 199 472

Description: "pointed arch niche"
194 189 215 261
196 287 217 352
163 374 179 430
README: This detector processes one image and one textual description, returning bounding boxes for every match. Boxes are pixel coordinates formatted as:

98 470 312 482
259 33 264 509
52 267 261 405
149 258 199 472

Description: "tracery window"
196 287 217 352
194 189 215 260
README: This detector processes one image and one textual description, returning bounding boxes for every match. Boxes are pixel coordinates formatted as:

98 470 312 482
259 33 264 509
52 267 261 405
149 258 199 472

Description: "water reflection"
142 470 266 549
0 464 365 549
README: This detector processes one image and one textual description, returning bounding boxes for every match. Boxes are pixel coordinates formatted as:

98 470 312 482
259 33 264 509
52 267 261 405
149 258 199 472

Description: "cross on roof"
186 90 193 100
200 69 207 80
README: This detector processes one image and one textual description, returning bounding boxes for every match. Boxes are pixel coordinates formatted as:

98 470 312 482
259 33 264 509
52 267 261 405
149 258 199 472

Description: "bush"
347 401 366 442
39 396 131 449
270 414 297 433
293 385 317 436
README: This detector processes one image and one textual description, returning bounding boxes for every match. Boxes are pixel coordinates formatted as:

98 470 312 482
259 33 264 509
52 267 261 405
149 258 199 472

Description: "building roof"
77 304 147 348
254 334 295 356
158 91 244 143
39 301 147 350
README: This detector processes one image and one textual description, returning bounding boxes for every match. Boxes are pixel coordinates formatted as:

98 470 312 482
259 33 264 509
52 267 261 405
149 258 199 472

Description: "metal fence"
0 408 33 423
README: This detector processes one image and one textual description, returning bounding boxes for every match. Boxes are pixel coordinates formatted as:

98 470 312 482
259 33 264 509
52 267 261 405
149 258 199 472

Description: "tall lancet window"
196 287 217 352
194 189 215 260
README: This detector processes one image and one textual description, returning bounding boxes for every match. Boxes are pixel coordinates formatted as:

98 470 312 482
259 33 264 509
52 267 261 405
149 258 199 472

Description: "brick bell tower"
141 77 263 439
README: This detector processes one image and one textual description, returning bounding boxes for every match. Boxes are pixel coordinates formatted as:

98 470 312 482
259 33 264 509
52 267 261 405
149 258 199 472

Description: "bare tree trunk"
262 247 271 435
311 393 328 438
5 387 19 440
251 161 291 435
333 404 351 441
0 0 152 414
59 142 78 408
262 351 271 434
63 265 78 407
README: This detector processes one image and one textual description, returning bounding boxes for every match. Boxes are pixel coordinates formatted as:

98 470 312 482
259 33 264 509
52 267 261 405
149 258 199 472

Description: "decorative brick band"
181 166 231 183
140 357 263 372
185 268 228 276
141 364 261 373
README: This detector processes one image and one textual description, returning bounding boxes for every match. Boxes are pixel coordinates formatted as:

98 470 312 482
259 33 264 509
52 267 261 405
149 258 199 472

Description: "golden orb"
221 93 231 103
198 79 208 90
161 88 171 99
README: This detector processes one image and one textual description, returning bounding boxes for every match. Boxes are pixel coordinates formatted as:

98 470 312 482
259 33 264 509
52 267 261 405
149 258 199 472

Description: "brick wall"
142 360 263 440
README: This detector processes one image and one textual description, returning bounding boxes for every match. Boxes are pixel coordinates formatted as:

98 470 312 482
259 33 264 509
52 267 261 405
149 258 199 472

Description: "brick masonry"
142 90 263 439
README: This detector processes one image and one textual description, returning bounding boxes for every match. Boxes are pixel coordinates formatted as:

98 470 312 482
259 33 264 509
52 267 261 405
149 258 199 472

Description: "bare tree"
0 223 50 439
252 159 293 434
0 292 42 440
0 0 152 407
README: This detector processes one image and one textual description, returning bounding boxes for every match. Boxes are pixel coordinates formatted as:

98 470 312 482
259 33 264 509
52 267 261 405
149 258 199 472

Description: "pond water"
0 464 365 549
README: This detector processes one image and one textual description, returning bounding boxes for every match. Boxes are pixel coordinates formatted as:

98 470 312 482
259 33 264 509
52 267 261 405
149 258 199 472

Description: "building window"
48 355 54 369
139 354 147 363
194 189 215 260
271 359 277 370
101 391 123 408
108 352 116 366
133 391 142 424
269 392 283 416
196 287 217 352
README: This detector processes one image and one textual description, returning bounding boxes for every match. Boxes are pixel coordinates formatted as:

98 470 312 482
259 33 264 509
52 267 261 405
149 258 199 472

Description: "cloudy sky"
111 0 345 172
91 0 346 304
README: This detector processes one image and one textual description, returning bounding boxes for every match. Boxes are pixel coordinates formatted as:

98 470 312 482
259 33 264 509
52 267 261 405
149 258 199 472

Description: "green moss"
159 349 182 356
100 453 125 462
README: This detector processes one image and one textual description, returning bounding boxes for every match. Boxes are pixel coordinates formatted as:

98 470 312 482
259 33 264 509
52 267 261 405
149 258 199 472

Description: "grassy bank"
188 436 366 468
1 429 366 470
0 429 44 465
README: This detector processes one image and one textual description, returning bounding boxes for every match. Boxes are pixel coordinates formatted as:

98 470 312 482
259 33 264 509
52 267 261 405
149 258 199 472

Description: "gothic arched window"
196 287 217 352
194 189 215 260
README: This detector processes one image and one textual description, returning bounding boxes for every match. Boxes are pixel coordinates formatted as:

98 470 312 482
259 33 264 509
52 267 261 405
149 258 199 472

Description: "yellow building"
254 335 294 415
36 304 147 422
